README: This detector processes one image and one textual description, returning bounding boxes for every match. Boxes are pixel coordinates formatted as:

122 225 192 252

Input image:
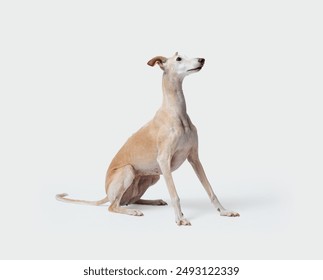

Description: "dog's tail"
55 193 110 206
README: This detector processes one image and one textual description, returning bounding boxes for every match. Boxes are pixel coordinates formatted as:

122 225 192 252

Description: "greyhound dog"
56 52 239 226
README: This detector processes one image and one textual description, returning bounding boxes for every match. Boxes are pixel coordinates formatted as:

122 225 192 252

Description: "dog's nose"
198 58 205 64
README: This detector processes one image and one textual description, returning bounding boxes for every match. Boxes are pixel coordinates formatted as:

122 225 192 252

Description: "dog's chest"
170 126 196 171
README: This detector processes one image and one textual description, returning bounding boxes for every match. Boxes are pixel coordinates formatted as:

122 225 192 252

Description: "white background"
0 0 322 259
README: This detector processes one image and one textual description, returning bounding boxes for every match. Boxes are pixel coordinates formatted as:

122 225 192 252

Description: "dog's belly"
135 161 161 175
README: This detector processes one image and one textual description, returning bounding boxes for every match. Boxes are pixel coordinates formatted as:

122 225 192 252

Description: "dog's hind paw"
155 199 168 206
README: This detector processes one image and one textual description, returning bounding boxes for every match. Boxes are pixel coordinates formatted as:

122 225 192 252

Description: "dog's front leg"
157 153 191 226
188 149 240 217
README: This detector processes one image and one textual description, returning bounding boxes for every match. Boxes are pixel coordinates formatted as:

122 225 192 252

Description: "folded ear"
147 56 167 67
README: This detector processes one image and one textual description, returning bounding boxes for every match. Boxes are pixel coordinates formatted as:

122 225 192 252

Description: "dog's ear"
147 56 167 69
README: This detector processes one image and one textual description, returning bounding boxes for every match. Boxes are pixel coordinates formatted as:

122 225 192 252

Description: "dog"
56 52 239 225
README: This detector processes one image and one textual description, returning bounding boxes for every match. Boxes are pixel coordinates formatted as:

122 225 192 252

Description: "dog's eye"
176 57 182 62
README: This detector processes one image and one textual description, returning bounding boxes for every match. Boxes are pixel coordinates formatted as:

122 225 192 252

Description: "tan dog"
56 52 239 226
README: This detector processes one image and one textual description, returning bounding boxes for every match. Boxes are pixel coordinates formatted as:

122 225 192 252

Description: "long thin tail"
55 193 110 206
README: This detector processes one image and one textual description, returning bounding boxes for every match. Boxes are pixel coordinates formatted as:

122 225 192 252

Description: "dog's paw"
176 218 192 226
156 199 168 206
128 209 144 216
219 210 240 217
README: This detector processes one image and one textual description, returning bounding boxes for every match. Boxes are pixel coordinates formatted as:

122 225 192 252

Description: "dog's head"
147 52 205 78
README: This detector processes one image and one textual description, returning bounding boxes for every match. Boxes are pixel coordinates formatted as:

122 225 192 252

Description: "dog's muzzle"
187 58 205 72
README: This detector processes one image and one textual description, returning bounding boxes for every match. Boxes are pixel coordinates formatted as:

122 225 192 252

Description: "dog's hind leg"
132 175 167 206
134 199 167 206
107 165 143 216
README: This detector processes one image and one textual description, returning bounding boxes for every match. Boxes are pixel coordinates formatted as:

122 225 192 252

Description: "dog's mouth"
187 67 203 72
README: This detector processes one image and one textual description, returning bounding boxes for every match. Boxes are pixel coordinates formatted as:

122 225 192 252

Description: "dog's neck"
158 73 192 130
161 73 187 118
